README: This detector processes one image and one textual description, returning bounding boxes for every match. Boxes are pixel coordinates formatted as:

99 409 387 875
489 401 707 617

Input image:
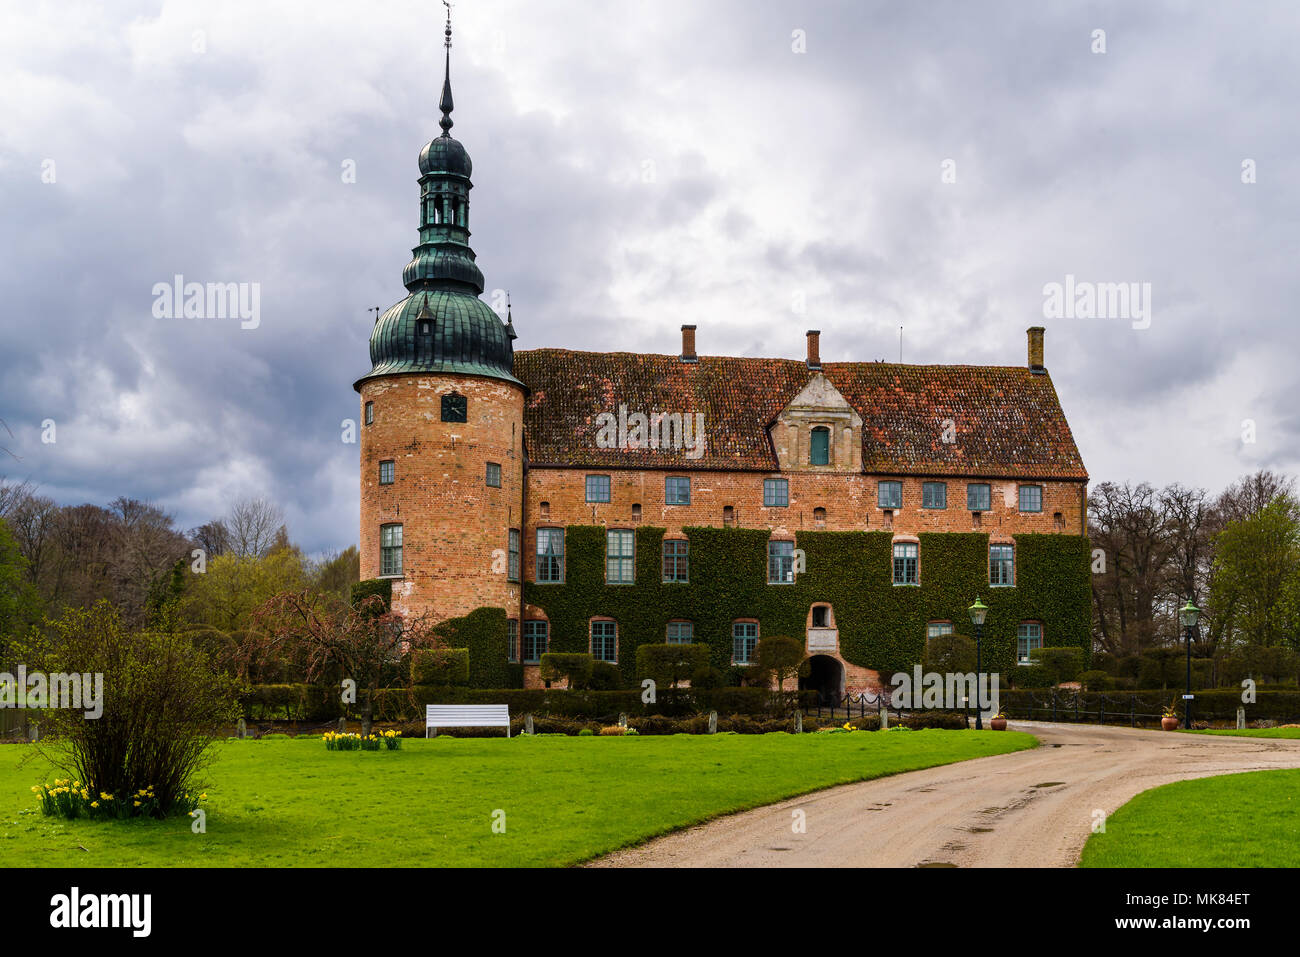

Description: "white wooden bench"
425 704 511 737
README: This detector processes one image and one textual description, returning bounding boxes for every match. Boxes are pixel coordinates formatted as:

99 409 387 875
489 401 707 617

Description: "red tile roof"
513 349 1087 479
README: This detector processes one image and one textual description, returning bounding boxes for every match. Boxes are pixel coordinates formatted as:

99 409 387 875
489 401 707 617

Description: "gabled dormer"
769 369 863 472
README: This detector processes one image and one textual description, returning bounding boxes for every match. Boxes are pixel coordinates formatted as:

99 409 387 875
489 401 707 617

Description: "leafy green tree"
0 518 40 657
1209 496 1300 650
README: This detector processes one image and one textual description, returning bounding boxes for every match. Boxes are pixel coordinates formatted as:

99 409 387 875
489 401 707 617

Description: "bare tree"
226 498 286 558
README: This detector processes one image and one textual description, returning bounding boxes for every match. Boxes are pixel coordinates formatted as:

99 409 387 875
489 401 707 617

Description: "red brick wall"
358 373 525 623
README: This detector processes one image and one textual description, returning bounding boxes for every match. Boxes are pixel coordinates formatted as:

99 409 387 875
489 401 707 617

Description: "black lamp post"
1179 599 1201 730
968 598 989 730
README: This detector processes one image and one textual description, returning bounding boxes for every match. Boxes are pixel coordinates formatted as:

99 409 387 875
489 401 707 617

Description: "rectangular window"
768 540 795 584
732 622 758 664
380 524 403 577
1017 623 1043 665
922 482 947 509
523 621 548 663
990 543 1015 587
967 483 991 511
763 478 789 507
878 481 902 509
536 528 564 583
892 542 918 585
606 529 634 584
379 460 395 485
364 401 374 425
586 474 611 503
1019 484 1043 513
507 529 520 582
665 476 691 505
485 462 501 488
666 621 693 644
662 539 689 583
507 620 519 663
591 621 617 662
927 621 954 639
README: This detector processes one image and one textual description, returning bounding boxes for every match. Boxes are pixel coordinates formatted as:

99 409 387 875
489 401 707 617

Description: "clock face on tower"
441 393 467 423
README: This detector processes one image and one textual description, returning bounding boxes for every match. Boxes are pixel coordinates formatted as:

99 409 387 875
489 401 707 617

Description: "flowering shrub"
32 779 204 821
324 730 401 751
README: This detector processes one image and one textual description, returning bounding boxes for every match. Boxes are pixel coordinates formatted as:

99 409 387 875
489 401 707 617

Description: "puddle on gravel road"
916 861 958 868
1033 781 1066 788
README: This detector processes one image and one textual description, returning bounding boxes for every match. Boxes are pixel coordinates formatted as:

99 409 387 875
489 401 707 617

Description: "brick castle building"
354 27 1091 697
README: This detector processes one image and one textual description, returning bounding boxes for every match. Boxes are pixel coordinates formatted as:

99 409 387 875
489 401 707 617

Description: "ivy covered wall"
522 526 1091 683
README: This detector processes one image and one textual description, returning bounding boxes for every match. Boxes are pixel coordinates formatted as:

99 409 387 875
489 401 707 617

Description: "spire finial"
439 1 455 135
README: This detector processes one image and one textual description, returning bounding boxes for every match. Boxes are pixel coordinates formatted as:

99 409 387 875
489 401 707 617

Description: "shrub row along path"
590 723 1300 868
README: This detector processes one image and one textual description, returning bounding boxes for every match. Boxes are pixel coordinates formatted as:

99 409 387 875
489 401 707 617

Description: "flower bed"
32 779 204 821
323 730 401 751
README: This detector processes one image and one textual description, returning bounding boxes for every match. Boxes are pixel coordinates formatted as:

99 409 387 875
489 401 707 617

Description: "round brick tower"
353 18 524 626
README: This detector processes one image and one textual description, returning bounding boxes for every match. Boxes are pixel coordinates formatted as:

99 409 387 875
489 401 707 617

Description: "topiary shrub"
923 633 977 674
1079 669 1112 692
411 648 470 686
1030 646 1084 685
350 578 392 614
539 652 595 689
588 660 624 691
636 643 711 689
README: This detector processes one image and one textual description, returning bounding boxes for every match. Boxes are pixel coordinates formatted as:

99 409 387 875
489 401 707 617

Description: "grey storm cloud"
1 0 1297 553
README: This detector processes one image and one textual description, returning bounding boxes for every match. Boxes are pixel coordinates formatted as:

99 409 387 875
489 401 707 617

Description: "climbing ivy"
522 526 1091 684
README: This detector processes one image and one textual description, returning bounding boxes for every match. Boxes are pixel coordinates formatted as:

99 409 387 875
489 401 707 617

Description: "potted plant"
1161 700 1180 731
990 707 1007 731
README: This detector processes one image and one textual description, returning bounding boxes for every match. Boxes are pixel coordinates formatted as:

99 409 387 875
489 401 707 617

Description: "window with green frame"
768 540 795 583
666 621 693 644
990 543 1014 586
507 529 520 582
380 524 403 577
1017 622 1042 664
732 622 758 663
590 620 617 662
662 539 688 582
967 483 991 511
606 529 634 583
665 476 691 505
878 481 903 509
810 427 830 465
922 482 946 509
892 541 918 585
507 620 519 662
536 528 564 582
586 474 611 503
763 478 789 507
523 621 548 663
1019 484 1043 512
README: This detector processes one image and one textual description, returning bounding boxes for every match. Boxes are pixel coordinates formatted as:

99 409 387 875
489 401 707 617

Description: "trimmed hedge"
1001 689 1300 723
522 526 1090 683
429 606 523 689
411 648 470 686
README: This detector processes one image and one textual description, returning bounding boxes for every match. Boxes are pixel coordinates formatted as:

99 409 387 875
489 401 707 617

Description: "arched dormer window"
810 427 830 466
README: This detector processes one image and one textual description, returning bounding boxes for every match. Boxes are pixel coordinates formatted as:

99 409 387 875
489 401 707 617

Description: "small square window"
665 476 691 505
1019 485 1043 513
927 621 954 640
379 460 395 485
586 474 611 503
763 478 789 507
485 462 501 488
967 483 991 512
878 481 902 509
922 482 947 509
666 621 693 644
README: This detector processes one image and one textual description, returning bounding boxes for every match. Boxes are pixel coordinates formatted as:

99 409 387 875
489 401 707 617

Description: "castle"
354 24 1091 697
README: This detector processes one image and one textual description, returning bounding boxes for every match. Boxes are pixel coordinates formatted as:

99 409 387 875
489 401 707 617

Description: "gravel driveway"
589 723 1300 868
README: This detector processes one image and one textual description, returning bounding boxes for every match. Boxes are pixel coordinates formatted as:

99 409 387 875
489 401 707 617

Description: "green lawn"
1080 769 1300 867
1186 727 1300 739
0 730 1033 867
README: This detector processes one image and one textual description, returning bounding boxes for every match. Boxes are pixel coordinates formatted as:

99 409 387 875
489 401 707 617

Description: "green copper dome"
354 22 519 391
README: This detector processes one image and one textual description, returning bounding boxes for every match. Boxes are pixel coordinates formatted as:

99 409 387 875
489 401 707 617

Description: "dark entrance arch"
799 654 844 706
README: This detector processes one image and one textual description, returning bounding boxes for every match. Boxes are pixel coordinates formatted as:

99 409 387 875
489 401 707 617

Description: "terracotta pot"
1161 716 1180 731
990 717 1007 731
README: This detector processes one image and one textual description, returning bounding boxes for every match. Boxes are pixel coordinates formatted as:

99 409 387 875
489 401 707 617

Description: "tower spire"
439 1 454 136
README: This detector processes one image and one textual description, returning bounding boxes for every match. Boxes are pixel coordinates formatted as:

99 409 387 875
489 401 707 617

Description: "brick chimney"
1027 326 1045 374
806 330 821 370
680 324 697 363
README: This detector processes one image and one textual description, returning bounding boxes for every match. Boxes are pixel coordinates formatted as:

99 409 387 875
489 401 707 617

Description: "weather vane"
443 0 453 48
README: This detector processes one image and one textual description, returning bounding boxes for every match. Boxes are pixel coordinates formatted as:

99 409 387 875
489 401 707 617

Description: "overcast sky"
2 0 1297 554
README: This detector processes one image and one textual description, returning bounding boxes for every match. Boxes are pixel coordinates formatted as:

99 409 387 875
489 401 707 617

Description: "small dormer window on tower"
418 318 432 337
